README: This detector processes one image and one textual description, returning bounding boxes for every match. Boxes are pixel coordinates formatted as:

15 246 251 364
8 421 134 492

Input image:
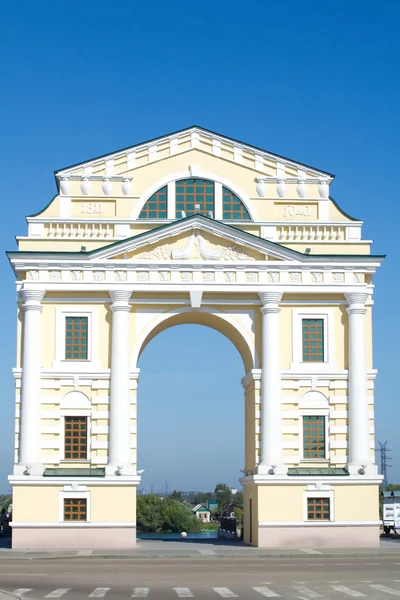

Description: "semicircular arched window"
138 186 167 219
138 179 252 220
222 187 251 220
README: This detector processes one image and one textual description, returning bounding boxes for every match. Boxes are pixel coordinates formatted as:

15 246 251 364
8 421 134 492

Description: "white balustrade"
45 222 115 239
276 224 345 242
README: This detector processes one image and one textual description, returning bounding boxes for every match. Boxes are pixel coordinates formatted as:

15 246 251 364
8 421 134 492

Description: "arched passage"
133 308 258 532
133 307 258 373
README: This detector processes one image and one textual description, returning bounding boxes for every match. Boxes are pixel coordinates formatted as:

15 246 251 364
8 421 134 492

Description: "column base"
105 463 140 477
347 464 379 476
14 463 44 476
257 463 287 476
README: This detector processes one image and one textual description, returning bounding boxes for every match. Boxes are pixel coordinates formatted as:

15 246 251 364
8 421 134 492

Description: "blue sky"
1 1 399 492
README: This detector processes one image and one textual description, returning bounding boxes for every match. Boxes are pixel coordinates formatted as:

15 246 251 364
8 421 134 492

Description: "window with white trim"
59 489 91 523
303 490 334 522
291 309 335 370
54 308 98 370
137 179 252 221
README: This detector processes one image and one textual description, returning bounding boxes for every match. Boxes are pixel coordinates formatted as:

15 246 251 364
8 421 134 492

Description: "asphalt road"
1 556 400 599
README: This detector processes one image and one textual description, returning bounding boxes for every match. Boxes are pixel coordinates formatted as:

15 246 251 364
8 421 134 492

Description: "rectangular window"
307 497 330 520
65 316 88 360
303 416 326 459
64 498 87 521
64 416 87 460
302 318 324 362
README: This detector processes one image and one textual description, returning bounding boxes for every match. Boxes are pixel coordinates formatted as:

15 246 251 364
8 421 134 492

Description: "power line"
376 440 392 489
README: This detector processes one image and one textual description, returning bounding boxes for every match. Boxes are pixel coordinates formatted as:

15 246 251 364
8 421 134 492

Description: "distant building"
193 504 211 523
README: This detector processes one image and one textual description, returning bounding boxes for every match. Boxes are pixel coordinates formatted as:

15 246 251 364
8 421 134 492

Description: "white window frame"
303 490 334 522
59 490 91 523
53 307 99 370
60 410 92 462
291 308 336 371
300 409 330 462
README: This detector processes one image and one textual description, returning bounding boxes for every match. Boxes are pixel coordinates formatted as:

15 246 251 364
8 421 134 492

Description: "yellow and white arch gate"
8 127 384 549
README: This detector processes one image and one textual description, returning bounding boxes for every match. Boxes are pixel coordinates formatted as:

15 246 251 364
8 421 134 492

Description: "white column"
345 292 376 474
107 289 133 475
258 291 285 475
17 288 45 475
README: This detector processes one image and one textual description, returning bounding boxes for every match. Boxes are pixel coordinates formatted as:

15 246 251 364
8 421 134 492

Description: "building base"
11 525 137 550
257 524 380 548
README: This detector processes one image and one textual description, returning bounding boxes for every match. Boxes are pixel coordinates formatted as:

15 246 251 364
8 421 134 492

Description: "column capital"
109 289 132 312
345 292 368 315
258 290 283 314
18 288 45 311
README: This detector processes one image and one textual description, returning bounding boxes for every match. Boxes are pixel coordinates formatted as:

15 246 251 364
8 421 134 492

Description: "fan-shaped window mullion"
138 186 167 219
222 187 251 220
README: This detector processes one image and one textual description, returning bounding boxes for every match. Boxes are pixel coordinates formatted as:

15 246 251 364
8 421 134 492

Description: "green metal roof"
288 467 349 476
43 468 105 477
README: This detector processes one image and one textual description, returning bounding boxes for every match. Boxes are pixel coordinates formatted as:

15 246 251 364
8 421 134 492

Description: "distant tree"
170 490 183 502
215 483 233 516
0 495 11 511
386 484 400 491
137 494 203 533
193 492 212 505
234 491 244 506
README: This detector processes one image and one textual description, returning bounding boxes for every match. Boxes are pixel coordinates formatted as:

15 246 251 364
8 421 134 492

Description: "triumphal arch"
8 126 384 548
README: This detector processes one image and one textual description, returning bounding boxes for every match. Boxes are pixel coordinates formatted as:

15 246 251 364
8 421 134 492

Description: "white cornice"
240 474 383 486
55 126 334 180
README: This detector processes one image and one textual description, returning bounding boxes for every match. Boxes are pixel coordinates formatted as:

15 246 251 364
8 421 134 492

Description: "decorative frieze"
311 272 323 283
290 272 301 283
333 272 344 283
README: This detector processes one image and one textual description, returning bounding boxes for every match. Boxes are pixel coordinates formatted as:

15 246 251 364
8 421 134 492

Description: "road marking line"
253 586 281 597
369 584 400 596
331 585 365 597
292 585 322 598
213 588 238 598
45 590 70 598
88 588 110 598
299 548 322 555
173 589 194 598
337 563 353 566
77 549 93 556
132 589 149 598
12 590 32 596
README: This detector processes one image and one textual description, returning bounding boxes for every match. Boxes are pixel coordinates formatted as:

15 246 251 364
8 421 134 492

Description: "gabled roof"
54 125 334 179
193 504 211 513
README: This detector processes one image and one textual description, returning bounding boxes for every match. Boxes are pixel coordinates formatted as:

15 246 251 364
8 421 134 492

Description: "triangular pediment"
90 215 303 263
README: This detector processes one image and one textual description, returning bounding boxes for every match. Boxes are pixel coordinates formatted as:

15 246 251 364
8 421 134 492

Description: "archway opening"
136 323 246 538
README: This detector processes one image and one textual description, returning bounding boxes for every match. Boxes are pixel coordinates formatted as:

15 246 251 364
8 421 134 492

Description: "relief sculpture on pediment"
136 244 172 260
133 230 256 262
